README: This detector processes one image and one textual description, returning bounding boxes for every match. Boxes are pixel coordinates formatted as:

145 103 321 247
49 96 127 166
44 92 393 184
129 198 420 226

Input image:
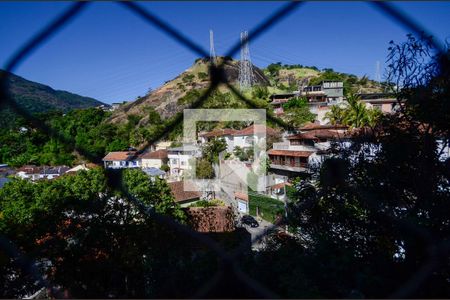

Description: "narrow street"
240 219 274 251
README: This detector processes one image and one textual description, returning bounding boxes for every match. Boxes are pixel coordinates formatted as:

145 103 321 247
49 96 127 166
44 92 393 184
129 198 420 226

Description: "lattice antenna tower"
239 31 254 91
209 29 217 65
375 60 381 82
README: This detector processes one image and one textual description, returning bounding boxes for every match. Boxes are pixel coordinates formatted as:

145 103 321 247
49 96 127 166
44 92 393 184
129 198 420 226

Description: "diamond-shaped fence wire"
0 1 448 298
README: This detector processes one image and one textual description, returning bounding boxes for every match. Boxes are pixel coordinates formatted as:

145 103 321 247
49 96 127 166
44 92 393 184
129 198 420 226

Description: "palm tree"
326 93 381 128
325 105 346 125
344 93 370 128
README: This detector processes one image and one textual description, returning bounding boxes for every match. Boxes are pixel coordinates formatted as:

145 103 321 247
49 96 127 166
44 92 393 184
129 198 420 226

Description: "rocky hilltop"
107 57 269 125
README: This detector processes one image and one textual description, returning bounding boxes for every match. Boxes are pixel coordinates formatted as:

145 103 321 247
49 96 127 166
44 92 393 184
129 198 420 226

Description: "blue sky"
1 1 449 104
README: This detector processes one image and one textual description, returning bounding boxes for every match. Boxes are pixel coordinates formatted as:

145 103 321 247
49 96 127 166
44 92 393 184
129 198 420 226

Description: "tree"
195 158 215 179
249 34 450 298
251 85 269 101
122 168 186 221
201 137 227 164
325 104 346 125
325 93 382 128
282 97 316 127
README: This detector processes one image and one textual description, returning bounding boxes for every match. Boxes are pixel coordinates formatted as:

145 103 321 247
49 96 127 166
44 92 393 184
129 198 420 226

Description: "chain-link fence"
0 1 448 298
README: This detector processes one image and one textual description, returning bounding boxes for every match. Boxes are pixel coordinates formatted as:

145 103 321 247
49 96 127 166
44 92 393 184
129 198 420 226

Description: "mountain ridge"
0 70 106 127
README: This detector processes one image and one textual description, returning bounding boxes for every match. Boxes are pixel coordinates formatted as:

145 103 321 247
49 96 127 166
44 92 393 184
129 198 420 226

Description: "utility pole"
209 29 217 65
239 31 254 91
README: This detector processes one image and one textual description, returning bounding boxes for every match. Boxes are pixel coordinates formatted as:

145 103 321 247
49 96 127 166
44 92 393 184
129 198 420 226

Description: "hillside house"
169 180 202 207
232 124 279 151
358 93 399 114
102 151 139 169
65 163 98 174
269 92 298 115
139 149 168 169
16 165 70 181
167 145 201 179
199 128 237 152
234 191 249 214
268 123 349 177
269 81 344 117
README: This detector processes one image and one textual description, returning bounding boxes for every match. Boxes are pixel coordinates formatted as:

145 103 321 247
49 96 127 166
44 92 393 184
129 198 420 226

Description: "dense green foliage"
122 168 186 221
325 93 382 128
0 169 223 298
189 199 225 208
195 158 215 179
0 105 170 167
195 137 228 179
233 146 254 161
282 96 316 127
248 192 284 222
0 108 130 167
263 62 382 94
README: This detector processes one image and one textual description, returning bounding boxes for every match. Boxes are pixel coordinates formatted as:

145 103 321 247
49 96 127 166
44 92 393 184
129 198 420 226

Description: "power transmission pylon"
239 31 254 91
375 60 381 82
209 29 217 65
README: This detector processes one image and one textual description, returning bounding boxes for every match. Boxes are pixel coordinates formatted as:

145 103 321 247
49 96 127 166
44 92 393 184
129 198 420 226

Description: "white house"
16 165 70 181
199 128 237 152
232 124 278 150
167 145 201 179
199 124 280 154
102 151 139 169
234 191 249 214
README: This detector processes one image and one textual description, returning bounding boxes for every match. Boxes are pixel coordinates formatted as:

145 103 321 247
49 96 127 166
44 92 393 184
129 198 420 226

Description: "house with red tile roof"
267 123 352 178
199 128 237 152
168 181 202 207
236 124 281 152
139 149 168 169
102 151 139 169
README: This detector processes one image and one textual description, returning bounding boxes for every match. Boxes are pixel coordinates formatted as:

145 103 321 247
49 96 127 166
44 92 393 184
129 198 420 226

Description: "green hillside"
262 63 384 95
0 70 105 127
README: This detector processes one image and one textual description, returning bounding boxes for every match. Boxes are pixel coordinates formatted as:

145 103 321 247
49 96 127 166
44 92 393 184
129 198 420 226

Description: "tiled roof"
17 165 41 173
234 191 248 202
140 149 168 159
40 166 70 175
102 151 136 161
270 182 292 190
299 123 348 131
287 129 341 140
199 128 237 138
233 124 279 136
169 181 201 203
168 145 199 152
185 206 235 233
268 149 314 157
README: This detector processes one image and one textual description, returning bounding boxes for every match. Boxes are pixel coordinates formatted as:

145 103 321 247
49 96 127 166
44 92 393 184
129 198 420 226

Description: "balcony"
269 159 309 173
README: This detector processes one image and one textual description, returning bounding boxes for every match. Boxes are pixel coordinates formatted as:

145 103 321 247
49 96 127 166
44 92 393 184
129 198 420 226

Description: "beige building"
139 149 168 169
